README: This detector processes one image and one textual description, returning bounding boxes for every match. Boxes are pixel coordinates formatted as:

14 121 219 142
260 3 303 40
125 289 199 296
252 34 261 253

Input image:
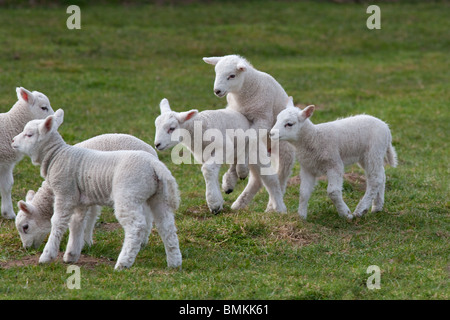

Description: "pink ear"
20 90 29 102
18 200 32 215
185 111 196 121
303 105 315 119
44 116 53 132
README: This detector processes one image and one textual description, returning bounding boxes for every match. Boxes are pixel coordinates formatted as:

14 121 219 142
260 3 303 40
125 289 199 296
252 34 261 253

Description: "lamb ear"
26 190 36 202
53 109 64 126
18 200 33 215
287 96 294 107
300 105 315 120
39 115 56 135
16 87 35 104
236 61 247 72
177 109 198 123
203 57 221 66
160 98 171 114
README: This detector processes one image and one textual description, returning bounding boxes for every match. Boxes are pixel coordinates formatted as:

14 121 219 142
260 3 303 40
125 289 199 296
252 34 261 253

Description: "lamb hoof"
225 189 233 194
167 256 182 269
39 252 56 264
63 252 80 264
354 209 368 218
2 211 16 220
114 262 132 270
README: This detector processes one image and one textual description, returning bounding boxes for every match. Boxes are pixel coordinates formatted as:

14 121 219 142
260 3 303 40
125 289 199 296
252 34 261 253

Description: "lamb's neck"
37 134 69 178
294 120 319 152
7 101 32 131
232 69 261 104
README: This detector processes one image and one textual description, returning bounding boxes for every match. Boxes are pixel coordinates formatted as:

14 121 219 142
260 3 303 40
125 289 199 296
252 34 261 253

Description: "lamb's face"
154 113 180 151
203 55 247 97
270 107 302 142
16 197 51 249
29 91 54 119
11 119 43 157
11 109 63 158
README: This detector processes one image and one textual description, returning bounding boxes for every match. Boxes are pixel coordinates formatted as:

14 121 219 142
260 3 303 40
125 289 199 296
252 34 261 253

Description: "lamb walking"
12 110 182 270
270 98 397 220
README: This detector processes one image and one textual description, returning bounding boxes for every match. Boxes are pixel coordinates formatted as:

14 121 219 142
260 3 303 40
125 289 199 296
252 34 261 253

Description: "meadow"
0 0 448 300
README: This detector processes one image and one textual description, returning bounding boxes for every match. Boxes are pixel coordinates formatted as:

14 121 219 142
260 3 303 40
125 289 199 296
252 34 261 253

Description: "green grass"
0 1 448 299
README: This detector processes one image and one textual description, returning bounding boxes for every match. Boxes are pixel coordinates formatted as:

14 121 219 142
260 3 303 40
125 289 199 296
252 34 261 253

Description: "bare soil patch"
0 252 115 270
288 172 366 191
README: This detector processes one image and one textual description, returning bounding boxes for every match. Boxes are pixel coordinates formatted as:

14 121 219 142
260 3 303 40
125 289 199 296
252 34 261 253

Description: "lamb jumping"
270 98 398 220
154 98 286 213
15 133 158 250
203 54 295 211
0 87 54 219
12 110 182 270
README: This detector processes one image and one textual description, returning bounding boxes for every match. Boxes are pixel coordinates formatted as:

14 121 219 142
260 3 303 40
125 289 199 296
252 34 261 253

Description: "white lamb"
154 98 286 213
270 98 398 220
12 110 182 270
15 133 158 250
203 54 296 210
0 87 54 219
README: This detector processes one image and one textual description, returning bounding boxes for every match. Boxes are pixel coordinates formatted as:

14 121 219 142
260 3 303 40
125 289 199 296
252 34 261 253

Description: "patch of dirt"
288 172 366 191
0 252 115 270
270 222 319 247
98 221 122 232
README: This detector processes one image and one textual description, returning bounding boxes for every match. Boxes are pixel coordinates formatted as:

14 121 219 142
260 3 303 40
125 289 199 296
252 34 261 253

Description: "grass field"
0 1 448 300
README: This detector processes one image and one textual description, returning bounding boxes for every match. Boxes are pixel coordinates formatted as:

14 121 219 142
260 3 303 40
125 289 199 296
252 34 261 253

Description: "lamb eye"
168 127 175 134
25 133 33 138
285 123 294 127
23 224 29 234
41 106 48 111
227 74 235 80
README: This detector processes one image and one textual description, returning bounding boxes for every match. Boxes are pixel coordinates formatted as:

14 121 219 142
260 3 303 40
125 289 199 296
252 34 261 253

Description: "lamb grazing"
270 97 398 220
0 87 54 219
203 54 296 211
15 133 158 250
12 110 182 270
154 98 286 213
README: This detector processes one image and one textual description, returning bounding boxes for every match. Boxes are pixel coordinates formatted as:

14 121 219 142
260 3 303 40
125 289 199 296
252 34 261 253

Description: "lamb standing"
12 110 182 270
203 55 296 210
0 87 54 219
154 98 286 213
15 133 158 250
270 98 398 219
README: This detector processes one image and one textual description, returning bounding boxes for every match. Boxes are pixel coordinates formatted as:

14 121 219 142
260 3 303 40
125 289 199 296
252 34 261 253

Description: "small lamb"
0 87 54 219
154 98 286 213
203 54 296 209
12 110 182 270
270 98 398 220
15 133 158 250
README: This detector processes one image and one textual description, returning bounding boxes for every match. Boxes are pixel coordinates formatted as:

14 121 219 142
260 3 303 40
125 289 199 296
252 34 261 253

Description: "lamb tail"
385 144 398 168
152 158 180 211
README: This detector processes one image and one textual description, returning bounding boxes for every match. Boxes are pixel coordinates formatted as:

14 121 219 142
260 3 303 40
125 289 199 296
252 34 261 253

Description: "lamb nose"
155 143 161 149
214 89 221 95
